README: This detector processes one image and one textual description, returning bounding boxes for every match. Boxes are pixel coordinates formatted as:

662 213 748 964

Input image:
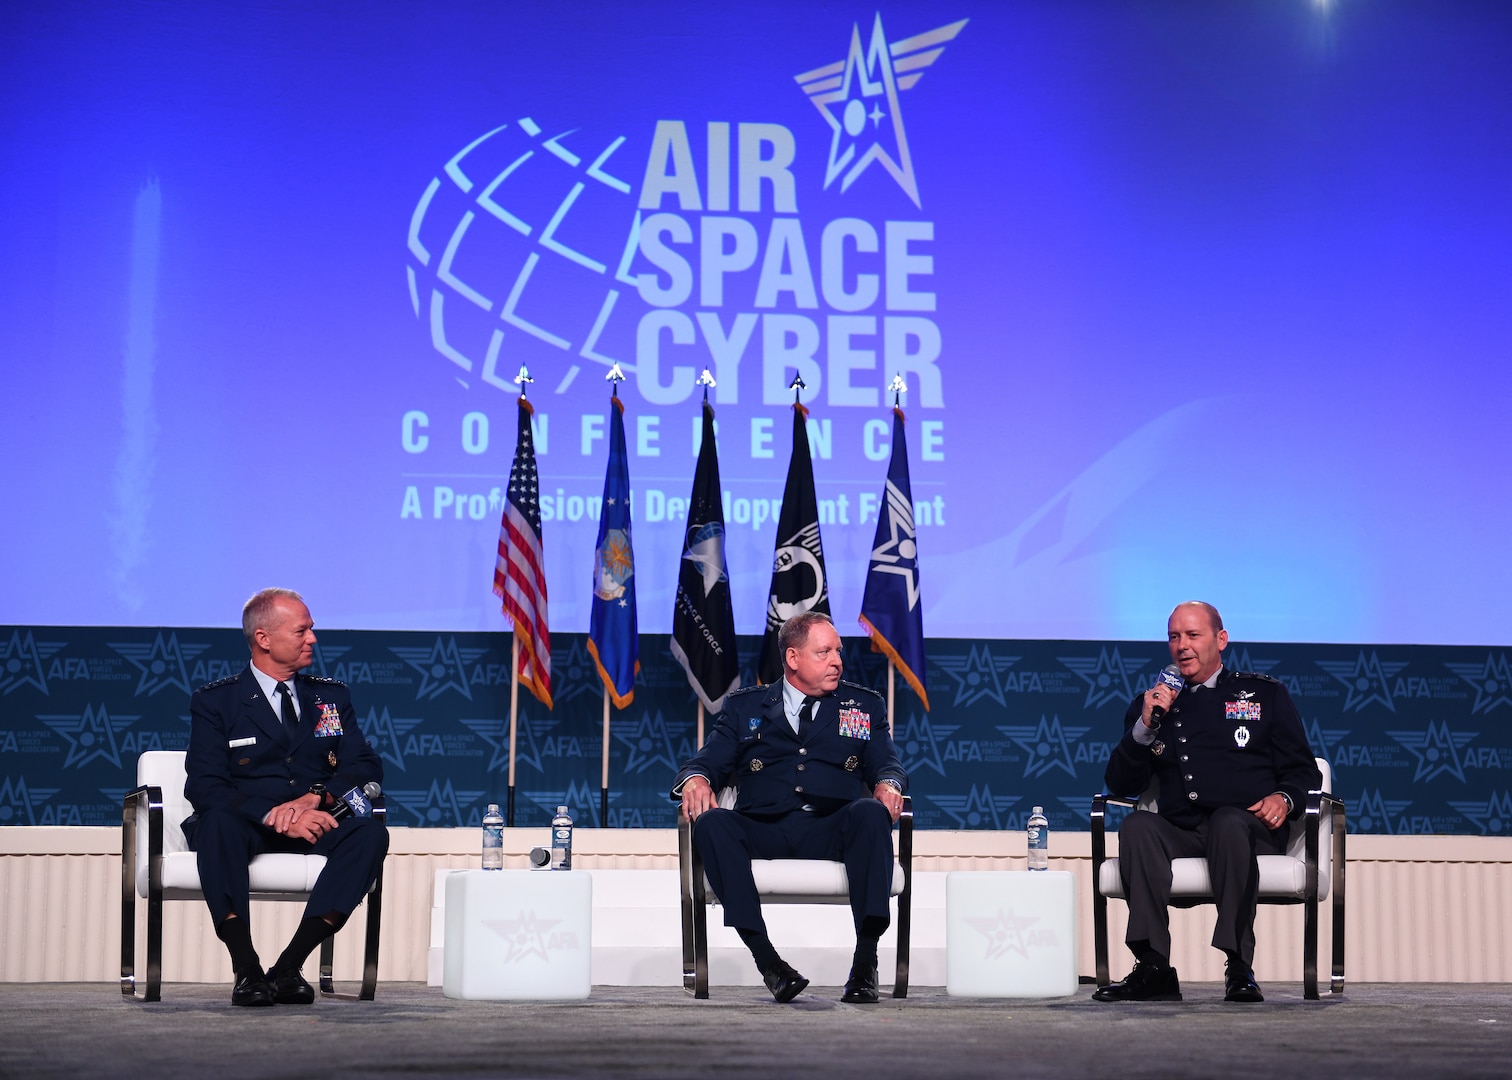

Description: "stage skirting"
4 828 1512 986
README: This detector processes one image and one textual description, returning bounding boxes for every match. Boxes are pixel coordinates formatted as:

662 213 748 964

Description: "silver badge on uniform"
1234 725 1251 748
844 755 859 771
1151 741 1165 756
749 759 764 772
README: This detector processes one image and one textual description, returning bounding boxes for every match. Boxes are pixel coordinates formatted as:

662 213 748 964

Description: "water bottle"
1027 805 1049 871
550 804 573 870
481 802 504 870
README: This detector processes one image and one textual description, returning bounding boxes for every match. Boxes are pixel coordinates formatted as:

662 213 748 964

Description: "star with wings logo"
1224 647 1280 676
795 14 967 206
894 710 956 778
525 779 599 822
613 709 681 775
965 907 1044 961
109 632 209 697
390 637 487 701
1300 717 1351 767
1058 647 1150 710
39 703 137 770
459 709 554 774
0 630 65 696
1353 788 1414 834
1387 720 1478 783
484 910 563 965
929 783 1017 830
307 642 352 679
361 706 424 772
387 778 485 826
997 715 1090 779
0 776 61 826
1317 651 1407 713
935 644 1020 708
1444 654 1512 715
552 638 606 707
1448 790 1512 835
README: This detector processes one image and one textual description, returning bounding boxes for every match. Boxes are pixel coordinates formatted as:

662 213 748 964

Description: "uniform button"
797 764 806 772
1188 791 1198 801
798 748 807 756
288 779 296 785
795 786 804 794
1180 755 1189 762
1184 774 1193 781
1178 737 1187 744
285 758 293 764
1174 721 1182 728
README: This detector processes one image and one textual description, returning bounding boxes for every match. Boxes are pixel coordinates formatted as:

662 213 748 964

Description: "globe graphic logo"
405 117 642 395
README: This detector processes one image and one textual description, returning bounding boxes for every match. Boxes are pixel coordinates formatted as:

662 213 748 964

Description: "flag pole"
601 688 611 827
507 632 520 826
887 663 896 736
696 700 705 749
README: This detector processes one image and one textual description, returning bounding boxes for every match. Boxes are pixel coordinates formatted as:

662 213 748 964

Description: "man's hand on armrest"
680 775 717 822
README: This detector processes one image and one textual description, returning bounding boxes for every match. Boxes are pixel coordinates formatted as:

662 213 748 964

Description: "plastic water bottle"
1027 805 1049 871
481 802 504 870
550 804 573 870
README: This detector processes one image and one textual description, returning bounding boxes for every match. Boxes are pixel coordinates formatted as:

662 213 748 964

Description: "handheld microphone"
1150 664 1185 725
330 782 382 821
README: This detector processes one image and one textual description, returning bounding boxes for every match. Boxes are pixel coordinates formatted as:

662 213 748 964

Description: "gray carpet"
4 982 1511 1078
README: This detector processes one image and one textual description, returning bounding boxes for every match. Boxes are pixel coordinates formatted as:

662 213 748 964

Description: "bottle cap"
1032 805 1043 814
557 805 568 814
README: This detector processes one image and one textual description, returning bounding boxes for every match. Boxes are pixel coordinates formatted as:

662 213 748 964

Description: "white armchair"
120 749 383 1001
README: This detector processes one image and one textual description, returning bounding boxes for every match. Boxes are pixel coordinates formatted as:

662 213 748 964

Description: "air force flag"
671 401 740 713
859 406 929 710
587 393 639 709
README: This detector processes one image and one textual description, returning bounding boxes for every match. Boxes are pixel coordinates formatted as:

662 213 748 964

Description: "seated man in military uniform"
672 611 907 1004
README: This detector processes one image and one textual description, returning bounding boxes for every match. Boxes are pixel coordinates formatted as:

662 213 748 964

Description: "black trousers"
188 807 389 925
692 800 895 937
1117 806 1286 966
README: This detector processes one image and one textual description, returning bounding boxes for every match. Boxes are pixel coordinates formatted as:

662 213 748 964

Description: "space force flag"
493 395 551 708
587 393 639 708
758 401 830 684
671 400 740 713
859 406 929 710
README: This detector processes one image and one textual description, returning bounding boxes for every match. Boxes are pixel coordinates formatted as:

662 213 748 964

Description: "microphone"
1149 664 1185 725
329 782 382 821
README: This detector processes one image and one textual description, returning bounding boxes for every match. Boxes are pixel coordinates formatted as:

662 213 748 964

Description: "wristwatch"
307 783 329 806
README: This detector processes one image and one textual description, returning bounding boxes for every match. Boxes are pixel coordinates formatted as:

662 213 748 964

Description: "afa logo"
1353 788 1424 835
108 632 210 696
0 630 64 696
38 704 138 770
613 709 685 776
997 715 1091 780
524 778 602 826
0 776 60 825
964 908 1059 961
386 778 486 827
1300 716 1351 769
1317 651 1408 713
929 784 1018 830
307 642 371 683
795 13 968 207
458 710 559 774
934 644 1022 708
1386 720 1479 783
1445 653 1512 715
361 706 427 772
391 637 488 701
894 711 959 778
1223 647 1280 677
1447 791 1512 835
1058 647 1151 710
483 910 581 964
552 639 615 708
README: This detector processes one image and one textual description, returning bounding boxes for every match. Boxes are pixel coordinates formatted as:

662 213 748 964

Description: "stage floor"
4 982 1511 1078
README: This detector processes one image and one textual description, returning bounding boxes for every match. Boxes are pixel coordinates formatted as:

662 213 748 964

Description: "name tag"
229 737 256 748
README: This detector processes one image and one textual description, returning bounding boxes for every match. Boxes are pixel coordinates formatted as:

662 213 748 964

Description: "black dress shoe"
231 970 275 1007
268 967 316 1005
1224 959 1264 1003
761 961 809 1004
1091 959 1182 1002
841 963 880 1004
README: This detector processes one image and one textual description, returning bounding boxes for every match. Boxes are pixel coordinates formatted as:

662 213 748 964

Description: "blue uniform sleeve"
184 685 276 826
1104 696 1155 798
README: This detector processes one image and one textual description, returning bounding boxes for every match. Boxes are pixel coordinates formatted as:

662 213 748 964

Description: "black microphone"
1149 664 1185 725
329 782 382 821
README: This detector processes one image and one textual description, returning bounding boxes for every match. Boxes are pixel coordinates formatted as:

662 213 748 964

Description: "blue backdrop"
4 625 1509 835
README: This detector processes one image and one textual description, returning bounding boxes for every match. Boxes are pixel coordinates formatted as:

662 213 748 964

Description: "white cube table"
946 870 1078 998
443 869 592 1000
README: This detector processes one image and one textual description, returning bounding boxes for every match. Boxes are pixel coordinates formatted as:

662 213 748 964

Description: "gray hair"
242 587 304 649
778 611 835 657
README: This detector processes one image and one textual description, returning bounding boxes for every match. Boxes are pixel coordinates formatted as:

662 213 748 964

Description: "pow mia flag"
758 400 830 684
670 400 740 713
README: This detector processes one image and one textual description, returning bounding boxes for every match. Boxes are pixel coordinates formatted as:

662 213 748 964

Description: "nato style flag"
671 401 740 713
587 395 639 708
859 407 930 710
758 402 829 684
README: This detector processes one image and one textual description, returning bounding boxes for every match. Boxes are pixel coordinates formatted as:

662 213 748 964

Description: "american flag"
493 396 552 707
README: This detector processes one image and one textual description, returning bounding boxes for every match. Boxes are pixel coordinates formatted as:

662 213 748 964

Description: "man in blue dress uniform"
1094 601 1319 1004
184 588 388 1006
672 612 907 1004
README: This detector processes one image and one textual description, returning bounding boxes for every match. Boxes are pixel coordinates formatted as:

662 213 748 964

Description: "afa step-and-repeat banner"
3 625 1510 835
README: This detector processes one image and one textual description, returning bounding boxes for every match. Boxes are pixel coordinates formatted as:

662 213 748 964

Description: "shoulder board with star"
197 674 241 692
839 679 884 700
727 684 766 699
1232 671 1279 684
301 674 347 688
